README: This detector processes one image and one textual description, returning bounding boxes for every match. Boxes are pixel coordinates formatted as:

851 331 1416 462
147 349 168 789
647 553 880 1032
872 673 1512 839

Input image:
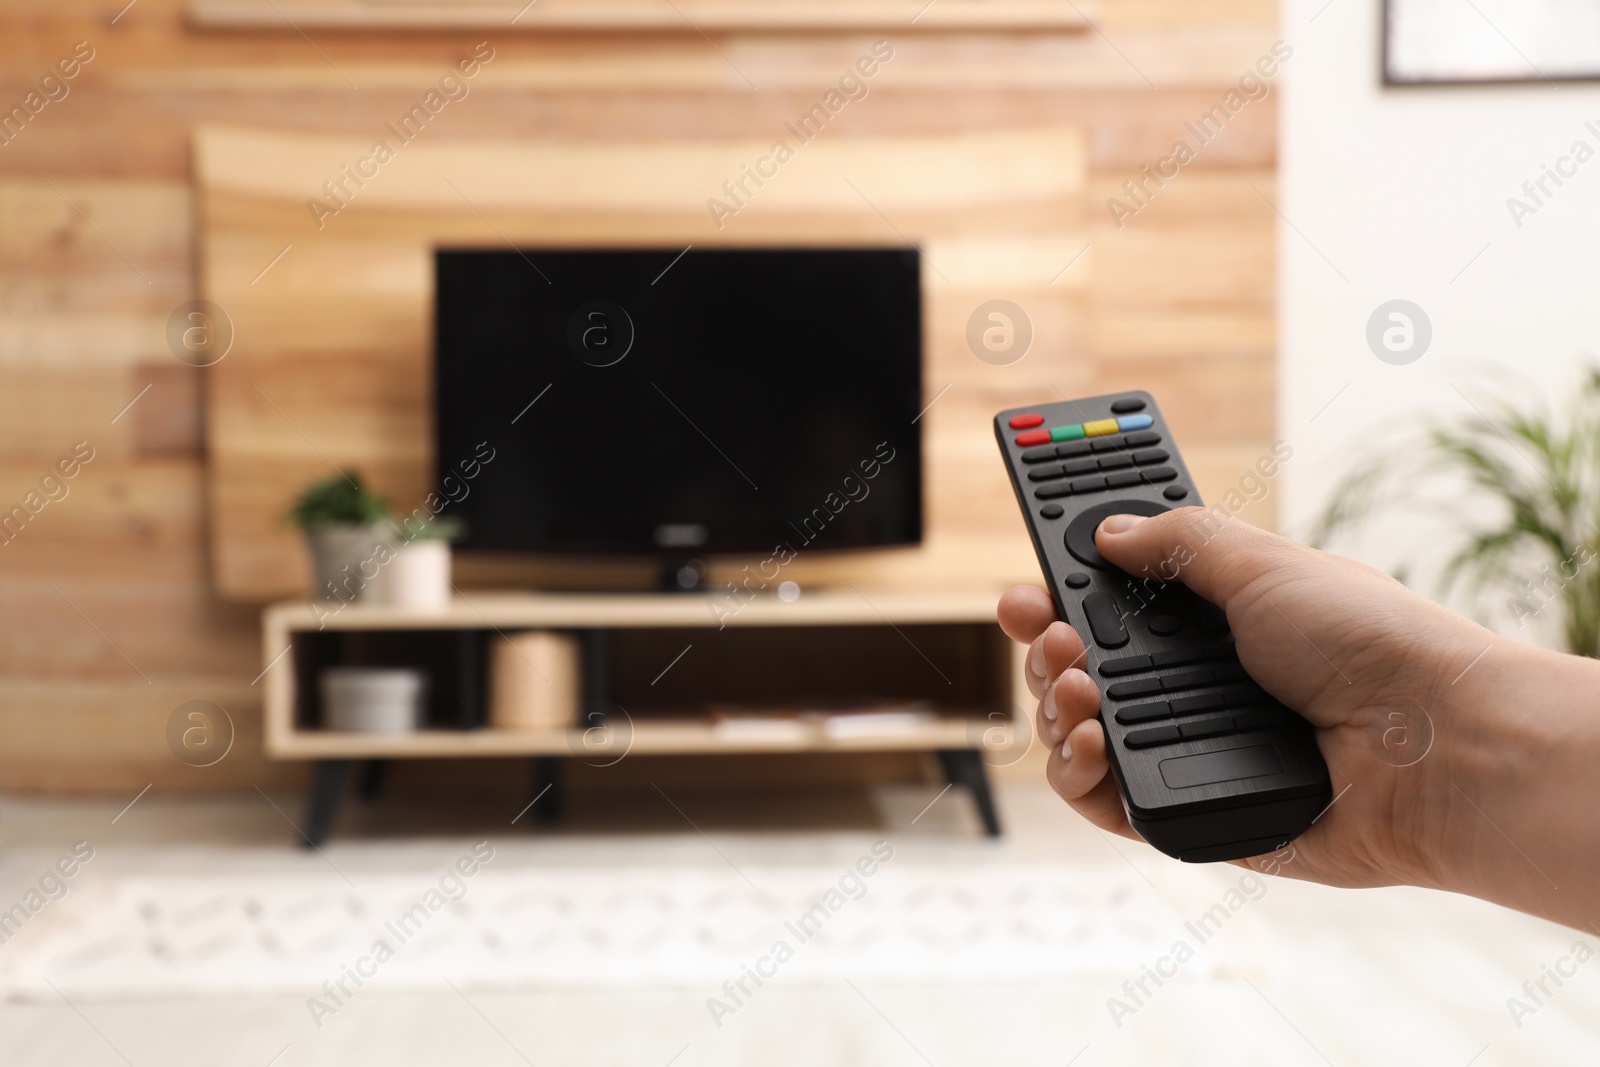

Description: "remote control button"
1111 398 1147 414
1179 716 1235 741
1090 437 1125 453
1027 464 1067 482
1124 725 1181 749
1016 430 1051 447
1148 614 1181 636
1051 424 1087 443
1064 571 1091 589
1062 457 1099 476
1115 701 1171 724
1169 692 1226 715
1083 418 1119 437
1159 743 1285 789
1162 669 1215 692
1034 483 1074 500
1231 708 1281 732
1099 654 1152 677
1116 414 1154 431
1057 440 1093 458
1211 661 1248 683
1106 677 1162 699
1106 471 1142 489
1220 683 1269 707
1163 486 1190 501
1082 593 1130 649
1040 504 1065 519
1141 466 1178 484
1152 648 1205 668
1070 475 1107 494
1124 431 1161 448
1132 449 1169 466
1022 445 1061 463
1097 454 1134 471
1009 413 1044 429
1063 498 1170 568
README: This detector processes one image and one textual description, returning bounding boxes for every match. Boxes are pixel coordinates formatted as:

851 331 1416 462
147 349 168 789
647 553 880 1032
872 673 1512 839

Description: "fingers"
1036 666 1099 750
998 585 1057 646
1024 621 1088 699
1093 507 1306 609
1045 720 1134 836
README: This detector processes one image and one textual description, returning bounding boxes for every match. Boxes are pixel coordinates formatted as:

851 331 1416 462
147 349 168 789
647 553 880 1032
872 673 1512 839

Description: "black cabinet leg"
529 756 563 824
300 759 353 848
359 758 391 799
937 748 1002 837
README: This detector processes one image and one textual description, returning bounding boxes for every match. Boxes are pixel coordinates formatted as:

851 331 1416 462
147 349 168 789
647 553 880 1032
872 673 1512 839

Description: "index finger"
998 585 1058 645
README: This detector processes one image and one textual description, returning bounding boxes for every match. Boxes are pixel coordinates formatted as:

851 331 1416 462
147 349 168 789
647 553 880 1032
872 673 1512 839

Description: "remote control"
994 391 1331 863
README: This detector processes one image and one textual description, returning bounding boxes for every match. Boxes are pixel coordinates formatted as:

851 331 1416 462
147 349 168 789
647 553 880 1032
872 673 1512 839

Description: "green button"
1051 424 1085 442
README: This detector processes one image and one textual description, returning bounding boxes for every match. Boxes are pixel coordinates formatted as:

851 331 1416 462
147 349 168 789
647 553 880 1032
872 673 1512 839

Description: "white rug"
0 859 1274 1002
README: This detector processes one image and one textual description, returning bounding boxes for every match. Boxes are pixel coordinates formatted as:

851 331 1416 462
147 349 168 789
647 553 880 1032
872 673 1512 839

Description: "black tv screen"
433 248 922 557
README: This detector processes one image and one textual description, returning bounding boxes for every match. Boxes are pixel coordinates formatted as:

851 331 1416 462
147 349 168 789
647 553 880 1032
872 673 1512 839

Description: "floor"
0 778 1596 1066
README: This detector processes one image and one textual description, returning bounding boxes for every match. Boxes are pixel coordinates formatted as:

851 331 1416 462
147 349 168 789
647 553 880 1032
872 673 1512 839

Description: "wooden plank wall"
0 0 1279 793
199 123 1090 599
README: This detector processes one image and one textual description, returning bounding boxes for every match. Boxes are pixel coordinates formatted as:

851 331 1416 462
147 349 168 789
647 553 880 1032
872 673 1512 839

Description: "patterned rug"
0 854 1273 1002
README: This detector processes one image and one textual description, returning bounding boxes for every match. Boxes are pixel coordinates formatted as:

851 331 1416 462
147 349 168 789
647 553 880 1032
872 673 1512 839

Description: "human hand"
999 507 1600 928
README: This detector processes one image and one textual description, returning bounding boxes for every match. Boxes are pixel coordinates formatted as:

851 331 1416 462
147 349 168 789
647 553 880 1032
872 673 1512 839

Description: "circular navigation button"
1163 485 1189 501
1063 498 1171 569
1064 572 1091 589
1149 615 1181 636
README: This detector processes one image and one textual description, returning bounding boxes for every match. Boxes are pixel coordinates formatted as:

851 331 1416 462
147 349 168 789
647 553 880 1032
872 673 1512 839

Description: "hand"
999 507 1600 929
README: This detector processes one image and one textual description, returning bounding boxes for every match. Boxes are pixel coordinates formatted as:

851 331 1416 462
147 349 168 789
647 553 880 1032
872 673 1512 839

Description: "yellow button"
1083 419 1119 436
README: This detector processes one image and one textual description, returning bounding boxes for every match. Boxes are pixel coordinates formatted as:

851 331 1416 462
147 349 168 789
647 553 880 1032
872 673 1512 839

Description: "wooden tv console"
261 590 1026 845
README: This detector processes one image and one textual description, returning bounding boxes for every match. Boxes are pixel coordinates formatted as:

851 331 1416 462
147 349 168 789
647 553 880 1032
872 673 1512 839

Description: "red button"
1015 430 1051 446
1009 413 1044 430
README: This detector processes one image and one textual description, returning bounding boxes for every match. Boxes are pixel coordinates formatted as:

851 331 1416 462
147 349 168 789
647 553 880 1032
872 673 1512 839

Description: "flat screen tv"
433 248 923 563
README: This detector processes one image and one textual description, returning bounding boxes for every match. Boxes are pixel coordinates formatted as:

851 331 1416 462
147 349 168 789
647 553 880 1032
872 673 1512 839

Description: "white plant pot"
383 540 452 609
320 667 426 734
305 525 392 602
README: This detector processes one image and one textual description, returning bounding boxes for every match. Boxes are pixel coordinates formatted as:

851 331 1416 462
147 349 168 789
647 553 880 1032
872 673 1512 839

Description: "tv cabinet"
261 590 1024 844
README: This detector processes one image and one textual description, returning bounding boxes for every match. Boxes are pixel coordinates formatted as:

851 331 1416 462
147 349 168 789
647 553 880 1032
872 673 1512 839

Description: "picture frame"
1384 0 1600 86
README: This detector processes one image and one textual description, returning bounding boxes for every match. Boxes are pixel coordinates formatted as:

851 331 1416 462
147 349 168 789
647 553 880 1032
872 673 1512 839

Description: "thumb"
1093 507 1303 609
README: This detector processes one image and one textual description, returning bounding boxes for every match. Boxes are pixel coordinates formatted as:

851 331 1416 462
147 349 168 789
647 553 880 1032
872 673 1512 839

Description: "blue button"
1116 414 1154 431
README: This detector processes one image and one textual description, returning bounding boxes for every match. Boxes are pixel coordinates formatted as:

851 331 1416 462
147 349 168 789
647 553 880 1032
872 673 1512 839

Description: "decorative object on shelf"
488 631 580 732
319 667 426 734
381 516 463 609
284 473 393 602
1385 0 1600 85
1311 368 1600 656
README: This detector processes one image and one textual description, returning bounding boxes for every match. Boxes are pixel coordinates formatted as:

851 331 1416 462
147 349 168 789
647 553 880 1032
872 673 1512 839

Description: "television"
433 248 923 573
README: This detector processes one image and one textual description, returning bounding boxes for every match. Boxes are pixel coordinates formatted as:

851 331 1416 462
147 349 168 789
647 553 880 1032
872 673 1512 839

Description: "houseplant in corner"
1311 368 1600 657
285 472 393 602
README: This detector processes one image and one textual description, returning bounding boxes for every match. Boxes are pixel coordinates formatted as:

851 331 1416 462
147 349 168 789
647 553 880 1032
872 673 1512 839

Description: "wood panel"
0 0 1279 791
198 123 1089 599
186 0 1095 32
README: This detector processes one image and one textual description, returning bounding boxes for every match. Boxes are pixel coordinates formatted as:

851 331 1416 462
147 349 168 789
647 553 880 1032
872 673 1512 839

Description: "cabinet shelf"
261 589 1022 842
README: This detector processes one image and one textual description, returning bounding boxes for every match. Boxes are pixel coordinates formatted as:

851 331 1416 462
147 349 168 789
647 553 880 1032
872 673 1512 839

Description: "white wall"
1279 0 1600 637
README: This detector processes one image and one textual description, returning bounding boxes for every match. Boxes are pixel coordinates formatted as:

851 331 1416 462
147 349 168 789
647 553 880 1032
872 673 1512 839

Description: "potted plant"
1311 368 1600 657
285 473 393 603
380 514 464 609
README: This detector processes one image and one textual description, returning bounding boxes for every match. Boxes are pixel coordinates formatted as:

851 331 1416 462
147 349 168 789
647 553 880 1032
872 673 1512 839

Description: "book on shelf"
708 702 937 741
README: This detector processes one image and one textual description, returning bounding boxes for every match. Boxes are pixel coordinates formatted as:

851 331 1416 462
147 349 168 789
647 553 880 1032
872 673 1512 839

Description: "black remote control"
994 391 1331 863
